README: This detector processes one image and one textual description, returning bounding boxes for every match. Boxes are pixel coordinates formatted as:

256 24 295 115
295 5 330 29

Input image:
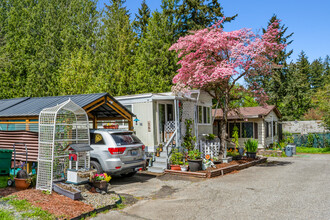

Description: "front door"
158 102 174 144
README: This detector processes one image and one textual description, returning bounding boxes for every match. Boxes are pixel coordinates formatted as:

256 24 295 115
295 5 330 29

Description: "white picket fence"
200 139 221 158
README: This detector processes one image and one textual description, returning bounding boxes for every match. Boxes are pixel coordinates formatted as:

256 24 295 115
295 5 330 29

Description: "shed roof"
213 105 282 120
0 93 134 119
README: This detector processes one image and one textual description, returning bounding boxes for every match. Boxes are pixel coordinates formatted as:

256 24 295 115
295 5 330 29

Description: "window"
198 106 211 124
273 122 276 135
124 105 133 112
91 133 105 145
229 123 240 138
265 122 269 138
242 122 253 138
111 133 142 146
198 106 203 123
167 104 174 121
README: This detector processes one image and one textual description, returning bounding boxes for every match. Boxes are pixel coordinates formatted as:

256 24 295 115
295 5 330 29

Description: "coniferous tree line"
0 0 235 98
0 1 328 124
250 15 329 124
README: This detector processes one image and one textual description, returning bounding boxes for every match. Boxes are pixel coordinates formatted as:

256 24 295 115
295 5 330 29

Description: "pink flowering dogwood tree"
169 19 286 157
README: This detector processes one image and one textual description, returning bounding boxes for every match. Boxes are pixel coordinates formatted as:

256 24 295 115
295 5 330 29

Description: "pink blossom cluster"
169 18 286 100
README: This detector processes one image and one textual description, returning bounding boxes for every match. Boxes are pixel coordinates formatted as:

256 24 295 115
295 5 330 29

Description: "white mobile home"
116 90 213 151
116 91 213 172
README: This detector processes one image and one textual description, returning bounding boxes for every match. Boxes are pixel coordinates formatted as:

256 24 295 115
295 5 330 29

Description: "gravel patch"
68 183 120 209
80 192 120 208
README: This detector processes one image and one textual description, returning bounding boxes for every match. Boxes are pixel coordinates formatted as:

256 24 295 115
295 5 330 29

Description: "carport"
0 93 134 165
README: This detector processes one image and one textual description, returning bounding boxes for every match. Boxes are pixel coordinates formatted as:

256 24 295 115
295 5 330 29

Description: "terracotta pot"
170 165 181 170
14 178 30 190
92 180 107 190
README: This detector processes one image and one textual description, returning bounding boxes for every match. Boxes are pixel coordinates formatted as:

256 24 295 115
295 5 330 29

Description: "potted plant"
227 148 241 160
91 173 111 190
238 147 245 156
187 149 202 172
180 162 189 171
205 133 216 141
14 169 31 190
212 156 221 164
244 138 258 159
170 149 183 170
156 147 160 157
103 123 119 129
159 144 163 152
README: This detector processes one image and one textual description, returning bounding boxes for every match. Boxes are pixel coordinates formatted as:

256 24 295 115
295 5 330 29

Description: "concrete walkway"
94 154 330 220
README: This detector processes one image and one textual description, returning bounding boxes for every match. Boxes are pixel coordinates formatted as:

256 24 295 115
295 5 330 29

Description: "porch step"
159 151 168 158
155 156 167 163
152 161 167 169
147 166 165 173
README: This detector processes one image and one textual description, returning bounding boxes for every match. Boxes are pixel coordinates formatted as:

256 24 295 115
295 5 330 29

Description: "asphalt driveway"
94 154 330 220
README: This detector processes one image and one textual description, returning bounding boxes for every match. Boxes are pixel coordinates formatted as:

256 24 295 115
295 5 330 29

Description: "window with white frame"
198 106 211 124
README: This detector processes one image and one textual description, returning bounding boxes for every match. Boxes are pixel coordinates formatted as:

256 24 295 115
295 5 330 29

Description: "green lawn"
0 176 8 188
0 196 55 220
296 147 330 154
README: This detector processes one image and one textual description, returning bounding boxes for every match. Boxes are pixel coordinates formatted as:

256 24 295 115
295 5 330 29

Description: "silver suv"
89 129 146 177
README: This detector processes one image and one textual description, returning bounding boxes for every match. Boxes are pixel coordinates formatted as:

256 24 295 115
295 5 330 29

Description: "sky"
98 0 330 62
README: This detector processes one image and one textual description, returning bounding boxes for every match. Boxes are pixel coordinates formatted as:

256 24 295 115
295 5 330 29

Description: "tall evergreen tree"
133 0 150 39
0 0 99 99
281 51 312 120
309 58 325 91
175 0 236 37
132 6 179 93
96 0 137 96
247 15 293 107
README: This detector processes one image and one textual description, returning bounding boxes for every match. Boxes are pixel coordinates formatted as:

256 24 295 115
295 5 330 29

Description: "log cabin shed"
0 93 134 166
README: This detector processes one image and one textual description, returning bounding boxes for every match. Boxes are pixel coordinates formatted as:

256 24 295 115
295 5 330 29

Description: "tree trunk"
219 95 228 159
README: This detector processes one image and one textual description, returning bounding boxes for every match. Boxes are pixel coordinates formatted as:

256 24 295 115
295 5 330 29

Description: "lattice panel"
36 99 90 193
165 121 176 133
200 140 220 158
181 100 196 137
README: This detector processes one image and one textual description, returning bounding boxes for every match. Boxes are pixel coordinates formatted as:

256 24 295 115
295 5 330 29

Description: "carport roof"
0 93 134 119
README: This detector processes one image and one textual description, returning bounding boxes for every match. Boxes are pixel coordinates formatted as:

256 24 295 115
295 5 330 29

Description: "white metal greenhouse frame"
36 99 90 192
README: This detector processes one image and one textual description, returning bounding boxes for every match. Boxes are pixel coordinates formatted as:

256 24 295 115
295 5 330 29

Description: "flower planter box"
53 183 82 200
207 164 239 178
92 180 108 190
164 169 207 178
67 170 89 185
103 125 119 129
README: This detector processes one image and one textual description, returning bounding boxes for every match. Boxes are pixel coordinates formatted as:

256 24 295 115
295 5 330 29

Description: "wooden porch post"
128 117 133 131
93 116 97 129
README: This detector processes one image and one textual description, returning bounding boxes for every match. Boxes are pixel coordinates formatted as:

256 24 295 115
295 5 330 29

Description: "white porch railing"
165 130 177 167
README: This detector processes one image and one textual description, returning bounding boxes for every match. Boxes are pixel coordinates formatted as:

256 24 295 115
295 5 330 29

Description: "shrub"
244 139 258 152
188 149 202 160
170 149 184 165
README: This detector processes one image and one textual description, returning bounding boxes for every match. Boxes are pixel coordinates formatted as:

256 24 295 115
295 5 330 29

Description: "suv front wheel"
90 160 103 174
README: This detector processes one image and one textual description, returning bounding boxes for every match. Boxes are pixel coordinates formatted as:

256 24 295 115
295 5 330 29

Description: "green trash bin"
0 149 13 175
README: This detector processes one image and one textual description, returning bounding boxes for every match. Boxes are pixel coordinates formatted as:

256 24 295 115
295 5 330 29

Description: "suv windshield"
111 133 142 146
